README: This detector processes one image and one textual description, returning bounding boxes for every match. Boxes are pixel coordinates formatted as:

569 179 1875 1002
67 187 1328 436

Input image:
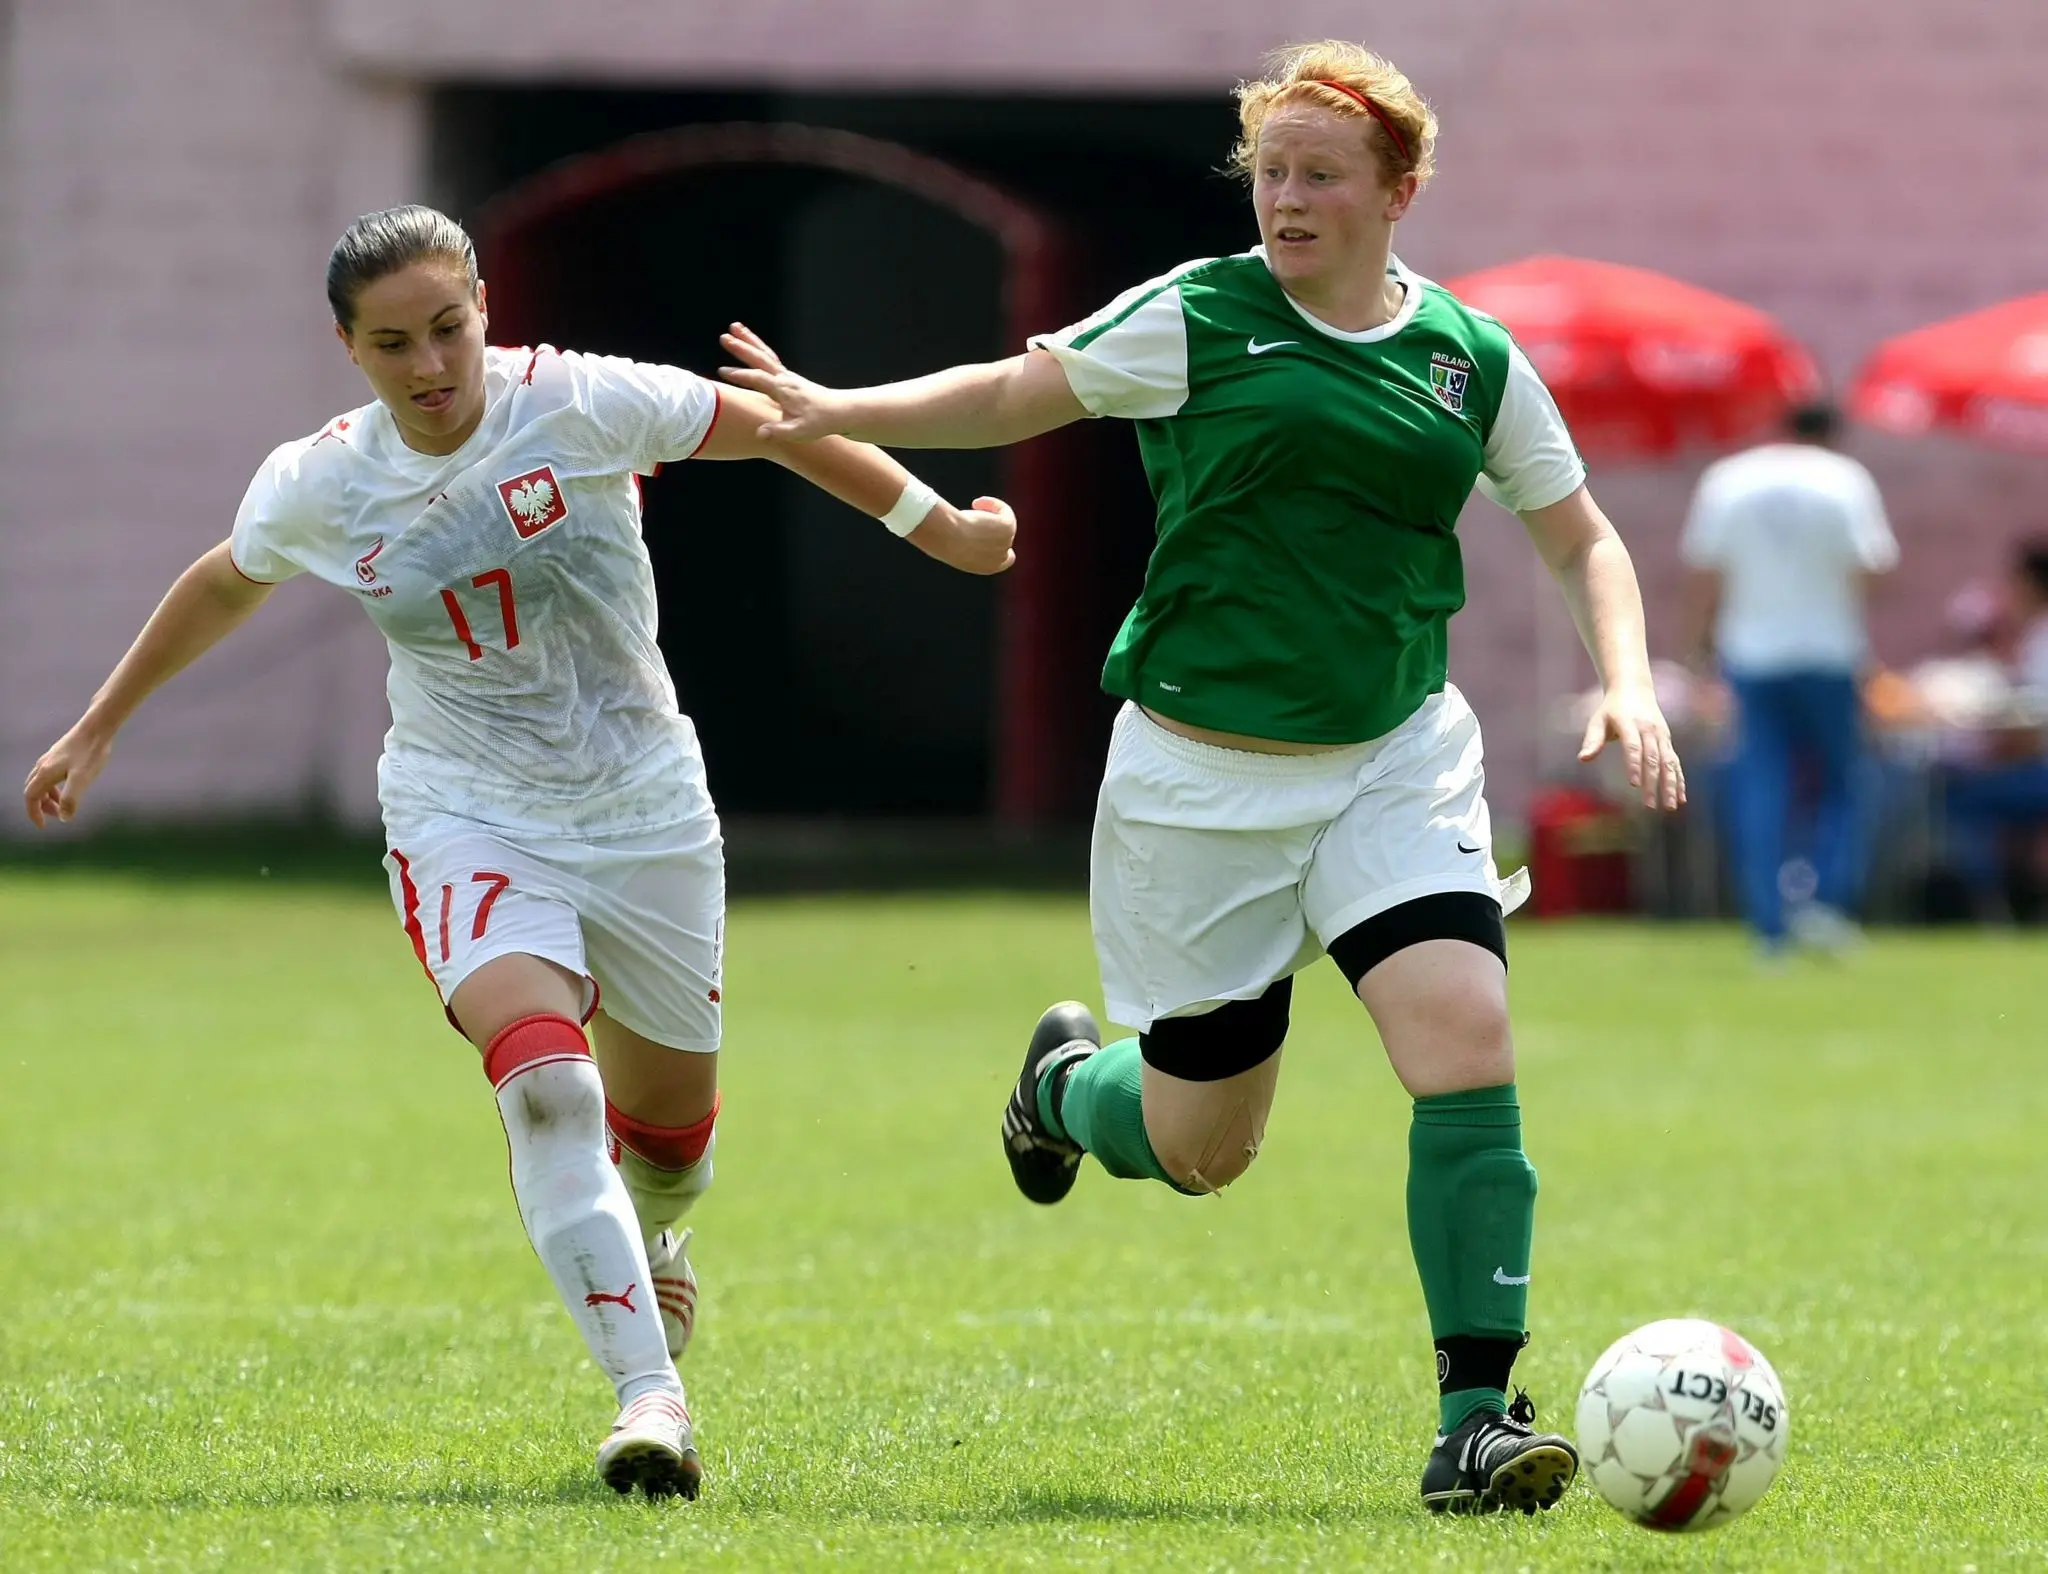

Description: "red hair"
1231 42 1438 187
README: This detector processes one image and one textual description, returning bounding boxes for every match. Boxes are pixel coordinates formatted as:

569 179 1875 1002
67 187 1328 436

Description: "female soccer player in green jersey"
721 40 1686 1516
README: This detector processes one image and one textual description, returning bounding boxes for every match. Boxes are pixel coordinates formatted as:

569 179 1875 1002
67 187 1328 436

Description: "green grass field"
1 873 2043 1571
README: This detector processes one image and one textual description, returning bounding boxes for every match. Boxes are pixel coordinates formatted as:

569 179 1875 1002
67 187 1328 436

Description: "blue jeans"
1725 670 1867 941
1940 759 2048 901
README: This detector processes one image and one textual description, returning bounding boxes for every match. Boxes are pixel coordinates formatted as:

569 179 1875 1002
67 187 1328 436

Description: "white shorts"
1090 688 1528 1031
383 810 725 1051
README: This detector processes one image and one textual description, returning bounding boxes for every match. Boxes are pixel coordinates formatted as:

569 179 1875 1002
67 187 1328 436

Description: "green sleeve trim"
1069 282 1180 353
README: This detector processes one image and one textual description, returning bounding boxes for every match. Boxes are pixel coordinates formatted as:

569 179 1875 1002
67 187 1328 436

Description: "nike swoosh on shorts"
1493 1267 1531 1286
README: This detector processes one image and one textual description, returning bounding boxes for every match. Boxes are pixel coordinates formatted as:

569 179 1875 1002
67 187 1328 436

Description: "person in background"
1939 540 2048 916
1680 401 1898 955
2010 542 2048 694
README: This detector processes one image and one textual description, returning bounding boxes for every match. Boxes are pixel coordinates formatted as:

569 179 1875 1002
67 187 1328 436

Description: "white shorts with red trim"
383 808 724 1051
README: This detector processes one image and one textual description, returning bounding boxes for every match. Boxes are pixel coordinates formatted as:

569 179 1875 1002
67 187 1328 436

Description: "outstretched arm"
718 323 1087 449
23 541 271 826
1520 486 1686 811
694 377 1019 576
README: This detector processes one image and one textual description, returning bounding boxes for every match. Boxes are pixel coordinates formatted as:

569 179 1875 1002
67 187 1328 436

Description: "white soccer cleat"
647 1227 699 1360
1789 902 1863 955
596 1387 702 1500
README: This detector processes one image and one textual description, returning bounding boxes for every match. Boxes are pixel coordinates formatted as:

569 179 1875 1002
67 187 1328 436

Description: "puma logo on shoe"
1493 1267 1531 1286
586 1283 639 1312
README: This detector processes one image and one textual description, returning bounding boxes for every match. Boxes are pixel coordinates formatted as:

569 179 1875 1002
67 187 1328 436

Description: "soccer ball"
1575 1318 1789 1531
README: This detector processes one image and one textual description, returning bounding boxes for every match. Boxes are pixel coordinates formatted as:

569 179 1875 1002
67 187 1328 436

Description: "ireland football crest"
1429 354 1470 413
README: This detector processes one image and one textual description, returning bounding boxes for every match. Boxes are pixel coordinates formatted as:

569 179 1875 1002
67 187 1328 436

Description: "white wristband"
880 476 941 537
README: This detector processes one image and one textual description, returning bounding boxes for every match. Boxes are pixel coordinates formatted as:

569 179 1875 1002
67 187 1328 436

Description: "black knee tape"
1140 976 1292 1082
1327 892 1506 991
1436 1333 1529 1395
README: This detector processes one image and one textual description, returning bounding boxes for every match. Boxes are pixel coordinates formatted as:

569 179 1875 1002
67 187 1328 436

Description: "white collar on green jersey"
1251 247 1424 344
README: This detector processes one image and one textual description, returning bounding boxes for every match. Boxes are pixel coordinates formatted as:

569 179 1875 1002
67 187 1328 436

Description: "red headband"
1312 80 1412 163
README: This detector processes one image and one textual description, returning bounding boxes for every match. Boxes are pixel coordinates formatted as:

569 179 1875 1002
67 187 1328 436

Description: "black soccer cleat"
1000 1001 1100 1205
1420 1389 1578 1516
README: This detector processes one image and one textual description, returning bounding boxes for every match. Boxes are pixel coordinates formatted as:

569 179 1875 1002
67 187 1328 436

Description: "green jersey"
1031 250 1584 743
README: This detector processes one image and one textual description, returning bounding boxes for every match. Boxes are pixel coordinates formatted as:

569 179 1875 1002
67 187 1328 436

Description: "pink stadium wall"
3 0 2044 833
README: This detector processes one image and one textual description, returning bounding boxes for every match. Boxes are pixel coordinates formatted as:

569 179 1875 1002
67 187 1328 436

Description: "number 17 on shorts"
385 838 590 1010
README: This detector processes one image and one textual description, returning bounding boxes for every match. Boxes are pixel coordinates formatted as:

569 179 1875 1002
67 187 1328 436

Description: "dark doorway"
431 88 1253 818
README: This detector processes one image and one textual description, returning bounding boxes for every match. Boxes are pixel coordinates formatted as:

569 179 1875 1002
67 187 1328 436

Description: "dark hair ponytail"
1786 401 1841 443
326 205 478 330
2018 540 2048 602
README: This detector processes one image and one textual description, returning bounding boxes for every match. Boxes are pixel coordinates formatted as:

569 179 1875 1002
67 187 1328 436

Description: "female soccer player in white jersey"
22 205 1016 1501
720 42 1686 1516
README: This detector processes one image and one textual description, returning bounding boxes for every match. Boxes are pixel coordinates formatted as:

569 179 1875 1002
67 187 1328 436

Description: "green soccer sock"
1039 1037 1186 1190
1408 1083 1537 1433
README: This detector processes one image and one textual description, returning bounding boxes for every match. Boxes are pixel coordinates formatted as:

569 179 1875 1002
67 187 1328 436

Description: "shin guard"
486 1015 679 1406
606 1095 719 1251
1408 1083 1537 1429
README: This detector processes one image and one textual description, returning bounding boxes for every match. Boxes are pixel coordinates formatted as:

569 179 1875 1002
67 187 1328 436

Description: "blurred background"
4 0 2047 919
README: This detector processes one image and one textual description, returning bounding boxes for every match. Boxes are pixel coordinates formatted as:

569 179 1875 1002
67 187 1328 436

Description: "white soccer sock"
616 1135 715 1252
496 1056 681 1407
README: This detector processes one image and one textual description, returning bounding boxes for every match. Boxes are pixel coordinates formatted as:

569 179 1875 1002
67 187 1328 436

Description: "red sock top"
607 1092 720 1171
481 1013 590 1090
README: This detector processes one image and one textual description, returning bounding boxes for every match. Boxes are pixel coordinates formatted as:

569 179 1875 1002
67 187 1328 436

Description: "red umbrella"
1441 255 1821 458
1848 294 2048 452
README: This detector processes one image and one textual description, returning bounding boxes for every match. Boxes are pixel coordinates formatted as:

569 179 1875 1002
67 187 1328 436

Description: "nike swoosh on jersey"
1246 338 1299 355
1493 1267 1532 1286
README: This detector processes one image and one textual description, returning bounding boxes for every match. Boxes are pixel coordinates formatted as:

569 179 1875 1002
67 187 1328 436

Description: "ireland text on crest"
1429 359 1469 413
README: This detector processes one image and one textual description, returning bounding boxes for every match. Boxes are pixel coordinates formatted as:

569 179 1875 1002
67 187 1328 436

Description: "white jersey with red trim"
231 345 721 837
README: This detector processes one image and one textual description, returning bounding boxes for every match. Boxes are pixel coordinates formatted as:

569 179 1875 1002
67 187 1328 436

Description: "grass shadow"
35 1474 635 1513
0 816 1093 895
929 1486 1410 1527
0 819 388 890
33 1479 1493 1528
